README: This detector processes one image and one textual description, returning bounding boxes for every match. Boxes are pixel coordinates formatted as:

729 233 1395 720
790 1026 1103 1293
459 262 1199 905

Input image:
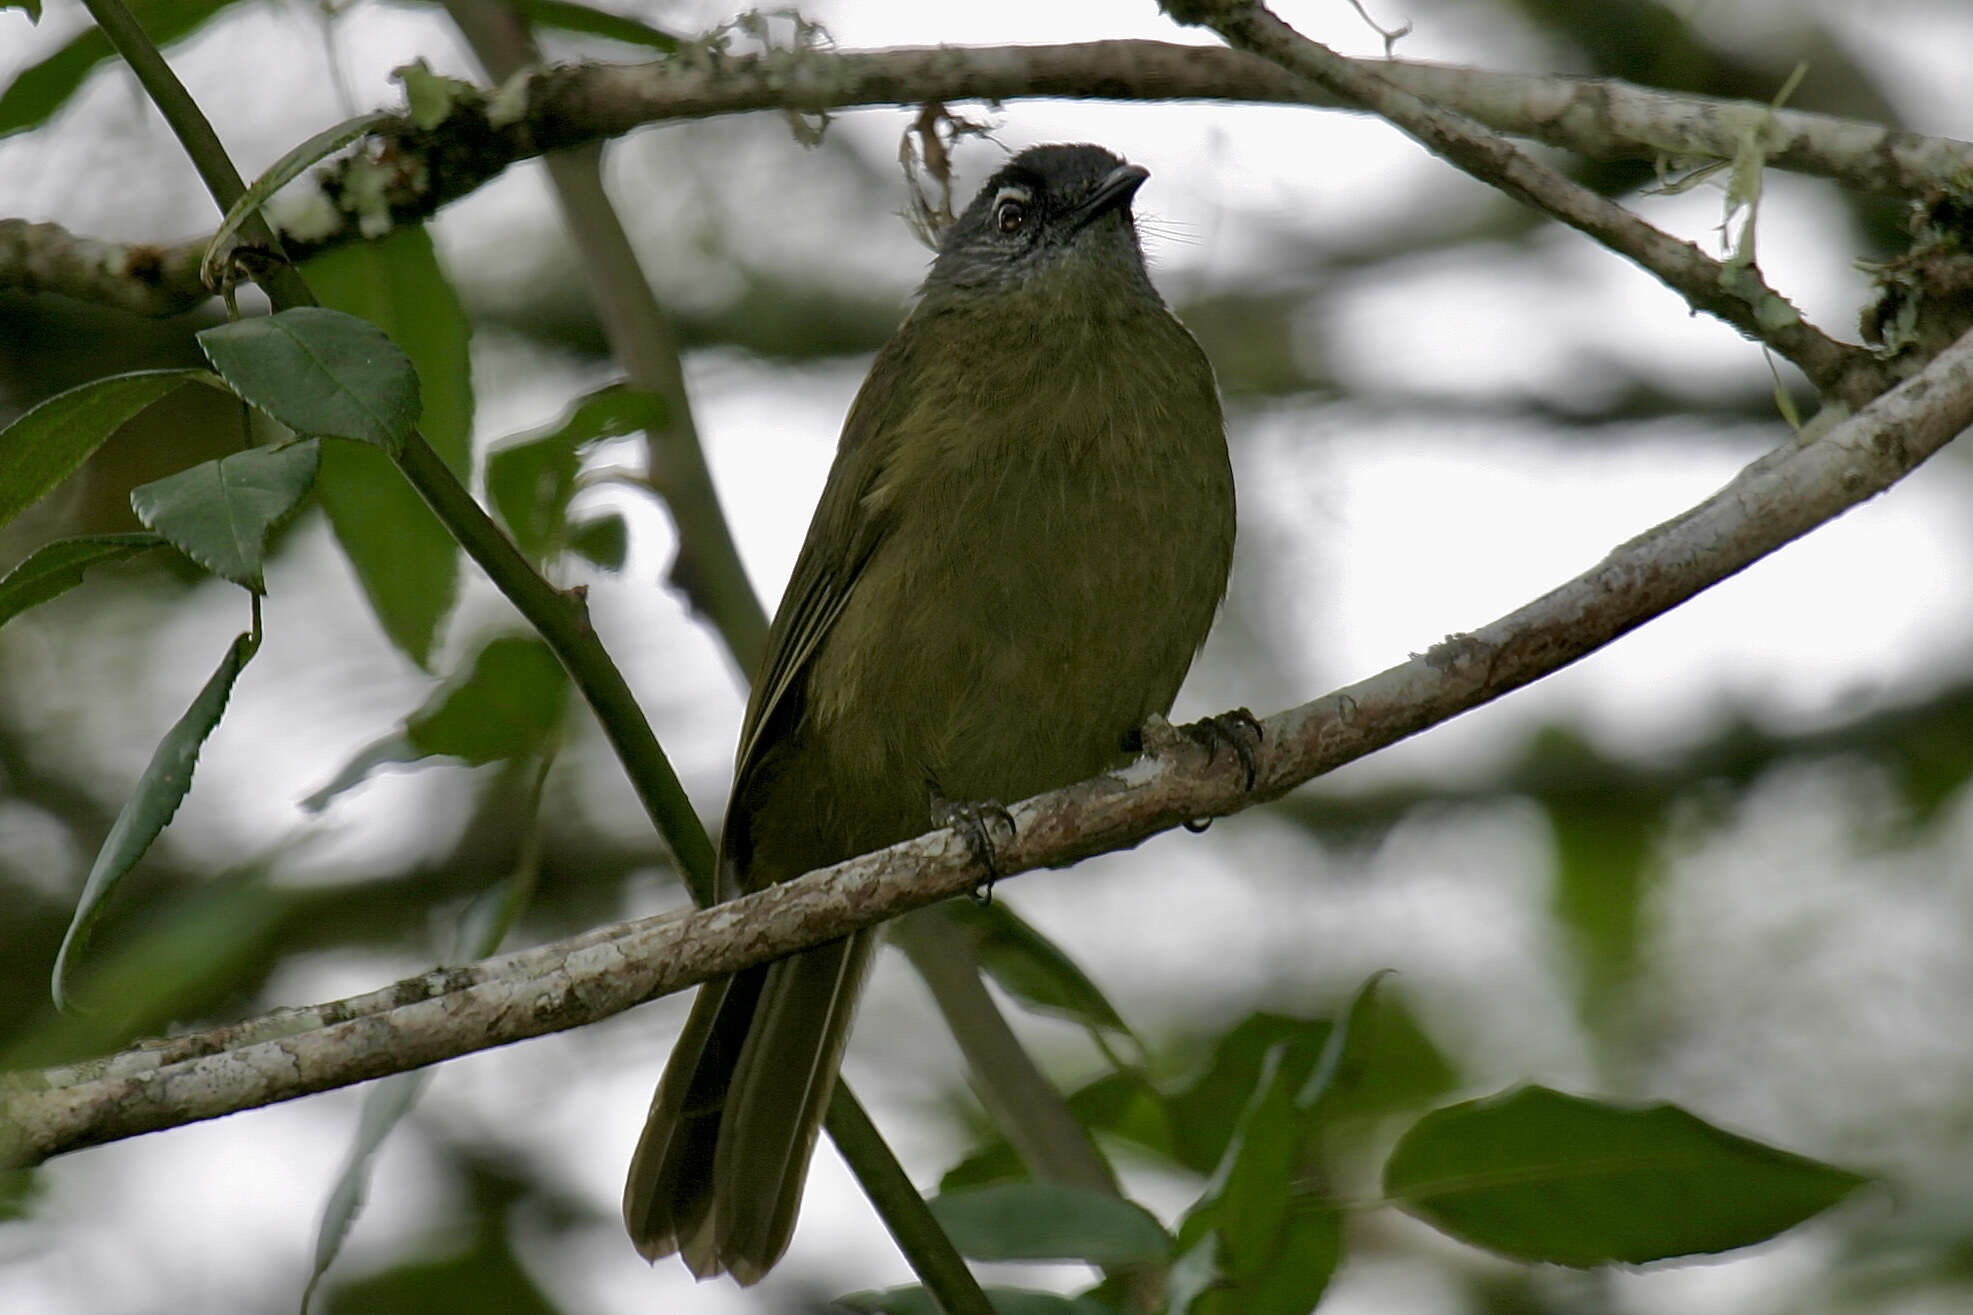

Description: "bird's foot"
930 788 1016 899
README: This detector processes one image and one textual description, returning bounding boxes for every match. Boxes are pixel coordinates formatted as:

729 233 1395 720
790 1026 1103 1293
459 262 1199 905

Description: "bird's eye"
995 199 1028 234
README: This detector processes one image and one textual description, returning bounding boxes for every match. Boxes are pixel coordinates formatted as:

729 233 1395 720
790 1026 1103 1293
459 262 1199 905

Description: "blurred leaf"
197 308 420 452
406 636 567 763
303 637 566 810
1173 1047 1341 1314
1384 1085 1870 1265
50 629 260 1010
1300 977 1458 1127
0 1168 41 1223
304 228 471 667
838 1287 1115 1315
0 0 236 137
0 532 164 628
303 1070 432 1314
487 384 661 561
1546 791 1661 1033
129 439 318 592
940 1069 1173 1192
5 872 294 1070
506 0 681 49
322 1224 561 1315
486 435 575 563
0 369 212 532
5 2 42 22
1166 1013 1332 1175
299 732 420 813
929 1183 1169 1265
569 512 626 571
944 898 1137 1052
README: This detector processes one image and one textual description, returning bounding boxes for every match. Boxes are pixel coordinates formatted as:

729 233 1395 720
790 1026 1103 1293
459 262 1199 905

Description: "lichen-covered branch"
9 321 1972 1167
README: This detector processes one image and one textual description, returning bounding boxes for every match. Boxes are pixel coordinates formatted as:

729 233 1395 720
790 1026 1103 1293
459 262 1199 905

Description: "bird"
624 141 1237 1285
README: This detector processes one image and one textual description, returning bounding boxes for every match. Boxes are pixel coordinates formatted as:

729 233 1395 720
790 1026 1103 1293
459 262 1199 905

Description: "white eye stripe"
993 185 1033 209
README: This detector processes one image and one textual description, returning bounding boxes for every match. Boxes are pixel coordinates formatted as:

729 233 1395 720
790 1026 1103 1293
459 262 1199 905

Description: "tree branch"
4 40 1966 317
1163 0 1874 399
10 320 1972 1168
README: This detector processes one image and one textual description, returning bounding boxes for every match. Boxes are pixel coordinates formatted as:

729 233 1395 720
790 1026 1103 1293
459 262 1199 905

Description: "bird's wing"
718 322 925 891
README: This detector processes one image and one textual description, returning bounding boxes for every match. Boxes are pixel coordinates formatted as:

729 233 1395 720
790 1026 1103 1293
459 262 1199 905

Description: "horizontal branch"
8 322 1973 1168
3 39 1967 316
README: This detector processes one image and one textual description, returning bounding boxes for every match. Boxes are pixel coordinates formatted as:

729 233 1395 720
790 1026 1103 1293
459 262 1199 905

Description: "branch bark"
3 39 1967 316
10 321 1972 1168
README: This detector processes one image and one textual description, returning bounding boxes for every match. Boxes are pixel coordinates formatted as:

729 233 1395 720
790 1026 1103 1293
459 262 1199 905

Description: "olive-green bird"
624 142 1236 1284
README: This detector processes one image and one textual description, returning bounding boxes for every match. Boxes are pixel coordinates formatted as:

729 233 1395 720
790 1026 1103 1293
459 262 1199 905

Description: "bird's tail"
624 929 876 1284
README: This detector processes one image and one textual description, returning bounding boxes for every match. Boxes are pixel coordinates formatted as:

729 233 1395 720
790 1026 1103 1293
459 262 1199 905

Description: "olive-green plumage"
624 143 1236 1284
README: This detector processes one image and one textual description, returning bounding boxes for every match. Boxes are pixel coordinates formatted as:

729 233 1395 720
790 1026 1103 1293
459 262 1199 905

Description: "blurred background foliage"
4 0 1973 1312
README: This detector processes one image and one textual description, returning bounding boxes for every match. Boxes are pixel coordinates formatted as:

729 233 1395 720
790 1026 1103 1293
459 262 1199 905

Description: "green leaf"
487 384 661 562
929 1182 1170 1266
0 0 234 137
201 111 389 290
304 227 472 666
0 532 165 628
302 1069 432 1313
197 308 421 452
1173 1047 1342 1314
5 872 294 1071
302 637 568 809
51 629 261 1010
406 636 568 763
837 1287 1115 1315
569 513 627 571
129 439 319 592
943 898 1137 1051
1166 1013 1333 1175
0 369 211 532
940 1069 1174 1193
505 0 681 49
1384 1085 1870 1265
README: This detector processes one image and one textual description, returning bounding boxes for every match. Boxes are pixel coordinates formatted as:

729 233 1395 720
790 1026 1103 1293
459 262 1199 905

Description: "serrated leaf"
837 1286 1116 1315
304 227 470 667
0 369 211 532
197 308 420 452
929 1183 1169 1266
0 532 165 628
943 898 1137 1051
0 0 233 137
129 440 318 591
1384 1085 1870 1266
406 636 568 764
201 111 388 290
51 629 261 1010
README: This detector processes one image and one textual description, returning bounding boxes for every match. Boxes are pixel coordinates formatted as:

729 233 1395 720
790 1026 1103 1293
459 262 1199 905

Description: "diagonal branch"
1161 0 1875 399
4 40 1968 317
10 321 1972 1170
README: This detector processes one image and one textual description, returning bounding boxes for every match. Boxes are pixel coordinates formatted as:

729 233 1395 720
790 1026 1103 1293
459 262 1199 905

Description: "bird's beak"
1067 163 1150 233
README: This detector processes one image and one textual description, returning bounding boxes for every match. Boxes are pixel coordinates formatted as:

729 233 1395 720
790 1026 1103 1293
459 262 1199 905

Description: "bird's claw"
1178 707 1263 790
931 792 1016 899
